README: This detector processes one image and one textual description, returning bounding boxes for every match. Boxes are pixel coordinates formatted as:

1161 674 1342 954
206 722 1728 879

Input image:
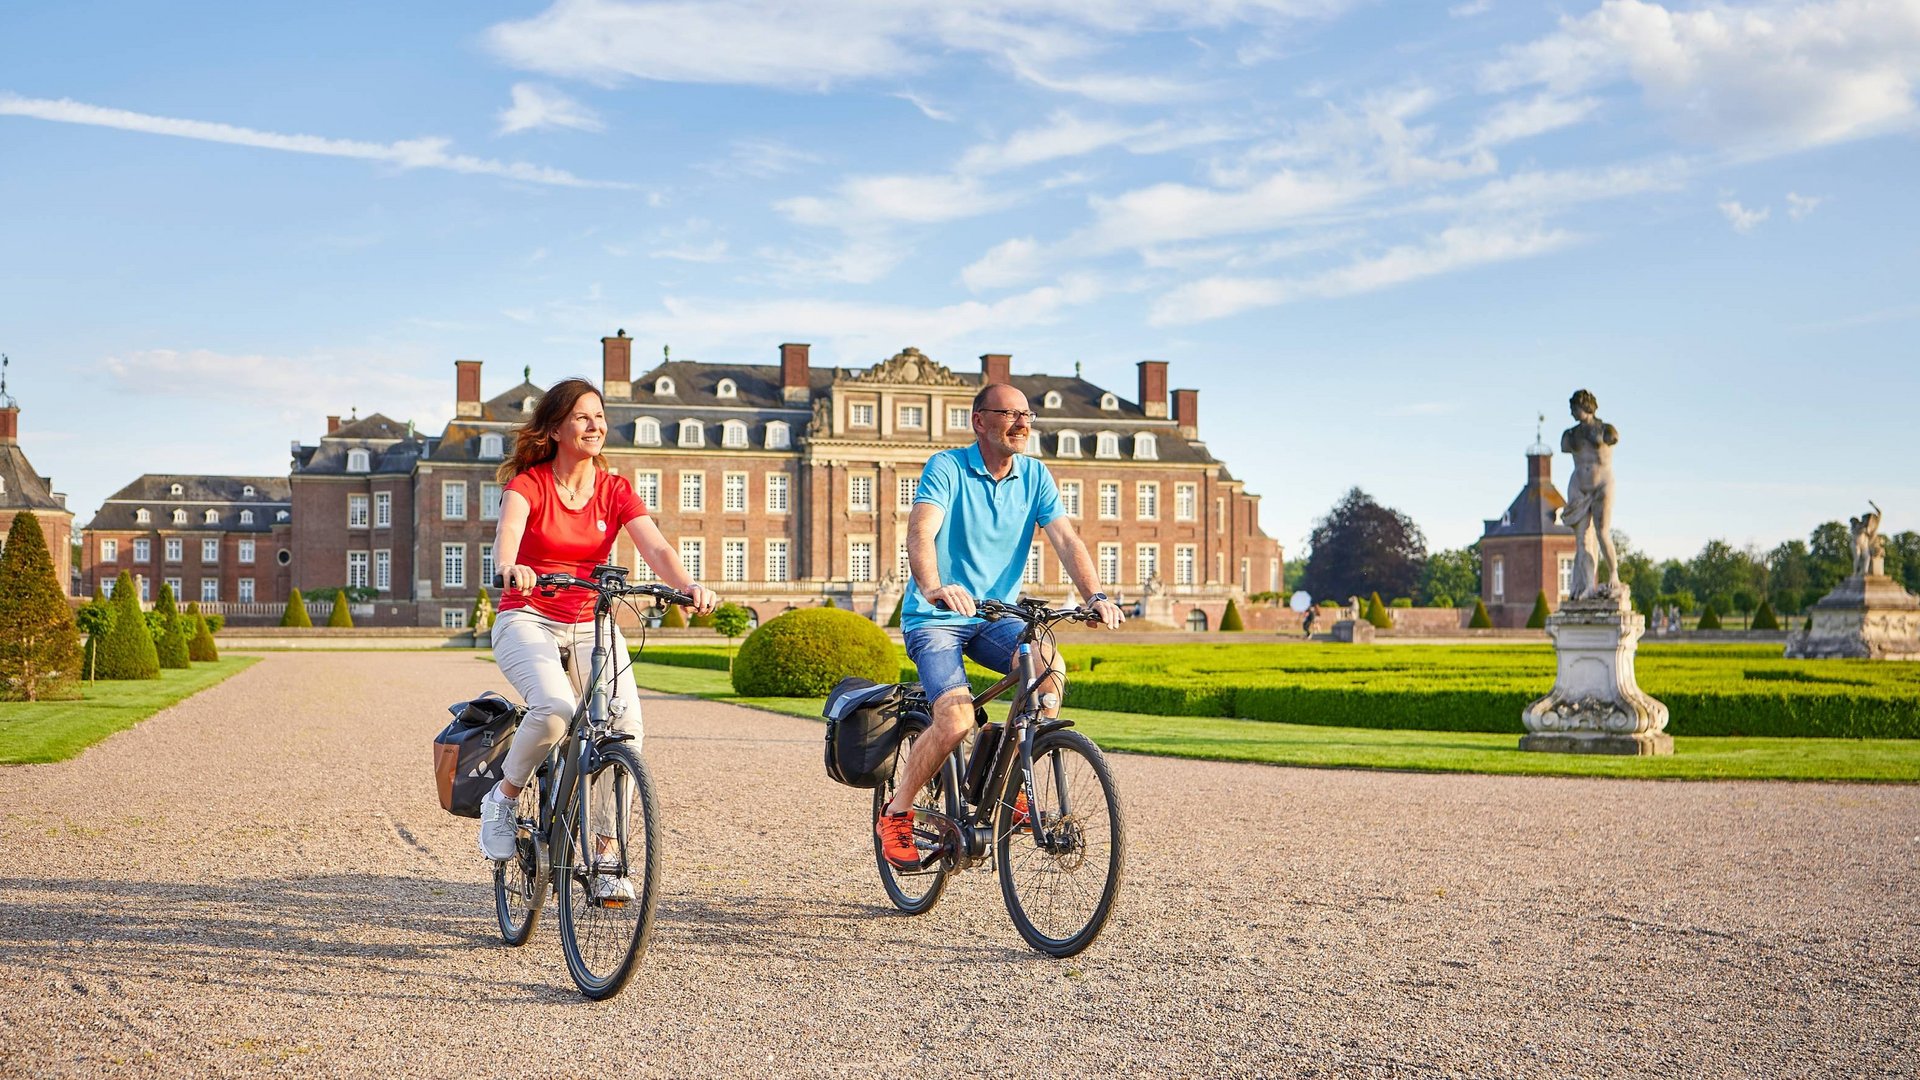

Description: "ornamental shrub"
731 607 896 696
282 587 313 627
95 570 160 680
1390 597 1413 608
77 585 115 681
0 511 83 700
689 609 716 628
186 603 219 662
1428 594 1453 608
885 596 903 628
1364 593 1392 629
1218 598 1245 632
327 593 354 628
205 613 225 634
1751 599 1781 632
1698 607 1723 630
1525 591 1551 629
660 603 687 629
1469 598 1493 628
153 583 191 669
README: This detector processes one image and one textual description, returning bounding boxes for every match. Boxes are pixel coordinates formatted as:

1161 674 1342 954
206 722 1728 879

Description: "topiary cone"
1469 598 1494 628
187 603 219 661
1219 598 1245 631
1525 591 1551 629
1365 592 1392 629
153 582 191 668
0 510 84 700
282 587 313 627
660 603 687 629
96 570 160 679
328 594 354 628
1751 599 1780 632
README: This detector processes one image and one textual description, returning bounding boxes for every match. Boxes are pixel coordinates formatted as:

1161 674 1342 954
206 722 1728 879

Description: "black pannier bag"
822 677 913 788
433 691 526 817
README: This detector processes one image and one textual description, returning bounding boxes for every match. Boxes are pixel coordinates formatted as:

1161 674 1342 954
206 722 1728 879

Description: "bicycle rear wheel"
996 728 1124 957
555 744 661 999
493 774 548 946
873 716 952 915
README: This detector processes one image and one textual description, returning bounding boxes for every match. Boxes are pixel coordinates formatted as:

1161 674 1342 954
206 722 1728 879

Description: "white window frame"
160 578 176 602
238 578 255 603
375 549 392 592
99 538 118 561
716 378 737 399
849 474 874 512
1133 433 1158 460
1096 431 1121 459
849 402 875 428
1558 554 1574 600
1137 481 1159 520
896 540 911 583
1057 430 1082 457
722 420 748 449
481 482 503 521
633 470 661 511
765 421 791 450
636 417 662 446
897 476 918 509
203 509 219 524
375 491 391 528
202 538 219 563
765 539 790 582
849 539 875 583
722 538 748 582
442 481 467 520
680 419 705 448
480 433 504 459
165 538 183 562
680 472 705 513
1136 543 1159 586
898 404 925 429
347 551 370 588
443 608 468 629
1175 482 1197 521
1060 480 1082 519
481 544 495 589
1024 542 1044 585
1492 556 1505 602
1100 392 1119 411
135 508 150 524
442 543 466 589
679 538 704 581
349 494 369 528
1043 391 1062 409
133 539 151 562
172 509 187 525
347 448 370 473
947 405 970 431
239 509 254 525
1097 543 1121 586
723 472 748 513
1175 544 1196 586
766 473 790 513
201 578 219 604
1098 481 1120 520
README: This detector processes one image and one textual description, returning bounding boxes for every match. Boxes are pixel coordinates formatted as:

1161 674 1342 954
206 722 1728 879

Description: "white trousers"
492 607 644 788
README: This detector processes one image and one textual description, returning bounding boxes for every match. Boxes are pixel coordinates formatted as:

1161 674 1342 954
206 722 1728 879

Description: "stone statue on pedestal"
1788 501 1920 660
1522 391 1671 755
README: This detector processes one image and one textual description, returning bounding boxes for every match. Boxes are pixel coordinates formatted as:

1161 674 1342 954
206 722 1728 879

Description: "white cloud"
496 82 606 135
651 239 730 262
0 93 633 189
701 137 824 179
755 238 913 286
962 237 1047 291
1421 160 1689 215
893 91 956 122
1718 198 1770 231
1484 0 1920 153
778 173 1010 228
1465 94 1601 148
957 111 1242 174
1787 191 1824 219
1148 222 1576 324
1082 170 1366 251
1450 0 1492 15
99 347 447 423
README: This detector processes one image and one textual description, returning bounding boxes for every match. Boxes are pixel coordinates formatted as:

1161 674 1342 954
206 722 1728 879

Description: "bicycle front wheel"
996 728 1125 957
555 744 661 999
493 773 548 946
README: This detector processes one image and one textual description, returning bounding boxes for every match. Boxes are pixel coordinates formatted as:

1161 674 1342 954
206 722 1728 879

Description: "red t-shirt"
497 464 648 623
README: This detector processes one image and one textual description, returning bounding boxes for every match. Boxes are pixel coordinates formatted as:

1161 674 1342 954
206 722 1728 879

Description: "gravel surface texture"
1 652 1915 1078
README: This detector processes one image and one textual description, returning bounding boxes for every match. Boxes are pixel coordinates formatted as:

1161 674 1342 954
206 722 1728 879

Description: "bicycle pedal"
599 899 629 909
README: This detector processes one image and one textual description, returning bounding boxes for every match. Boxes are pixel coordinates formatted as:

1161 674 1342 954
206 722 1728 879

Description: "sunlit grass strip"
0 657 259 764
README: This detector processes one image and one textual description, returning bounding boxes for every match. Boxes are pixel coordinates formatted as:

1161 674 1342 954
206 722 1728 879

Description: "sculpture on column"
1850 502 1883 577
1789 500 1920 659
1559 389 1621 601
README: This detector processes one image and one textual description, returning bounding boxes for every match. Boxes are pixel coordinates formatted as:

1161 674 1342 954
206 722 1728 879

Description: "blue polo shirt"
902 445 1065 631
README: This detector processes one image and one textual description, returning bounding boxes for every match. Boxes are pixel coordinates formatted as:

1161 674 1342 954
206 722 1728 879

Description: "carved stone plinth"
1332 618 1374 644
1521 595 1671 755
1784 574 1920 660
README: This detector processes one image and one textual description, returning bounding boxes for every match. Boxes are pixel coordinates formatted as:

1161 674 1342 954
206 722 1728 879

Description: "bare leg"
884 689 973 816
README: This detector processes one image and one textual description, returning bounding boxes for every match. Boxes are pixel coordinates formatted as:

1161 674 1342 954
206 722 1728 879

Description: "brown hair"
496 377 610 482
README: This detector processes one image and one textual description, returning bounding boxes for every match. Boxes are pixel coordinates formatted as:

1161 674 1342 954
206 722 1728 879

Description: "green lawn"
0 658 259 765
630 660 1920 783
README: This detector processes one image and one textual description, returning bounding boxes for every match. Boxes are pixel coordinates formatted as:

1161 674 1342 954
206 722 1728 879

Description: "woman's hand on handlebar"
682 583 719 616
498 564 538 593
927 585 976 618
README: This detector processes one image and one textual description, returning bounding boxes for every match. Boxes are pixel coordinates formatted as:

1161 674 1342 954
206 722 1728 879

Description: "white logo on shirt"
597 520 606 532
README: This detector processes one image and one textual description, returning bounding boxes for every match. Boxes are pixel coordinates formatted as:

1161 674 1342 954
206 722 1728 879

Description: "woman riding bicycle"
479 376 716 893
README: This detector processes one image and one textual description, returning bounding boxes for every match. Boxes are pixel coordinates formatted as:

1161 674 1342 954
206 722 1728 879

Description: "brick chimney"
602 331 632 400
980 352 1011 387
327 415 342 435
1137 360 1169 418
455 360 483 418
1172 389 1199 439
781 343 811 404
0 405 16 445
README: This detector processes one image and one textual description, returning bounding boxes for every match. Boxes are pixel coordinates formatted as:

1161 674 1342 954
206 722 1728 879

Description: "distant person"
1302 606 1318 639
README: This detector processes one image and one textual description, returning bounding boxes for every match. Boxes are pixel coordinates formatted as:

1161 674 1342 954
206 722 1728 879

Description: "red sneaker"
1009 791 1031 829
876 807 919 868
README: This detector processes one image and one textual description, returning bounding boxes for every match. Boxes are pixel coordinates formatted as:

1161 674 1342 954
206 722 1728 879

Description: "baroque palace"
81 334 1282 630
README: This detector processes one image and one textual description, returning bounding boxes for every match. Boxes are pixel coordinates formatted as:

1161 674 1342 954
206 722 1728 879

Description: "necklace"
553 468 594 501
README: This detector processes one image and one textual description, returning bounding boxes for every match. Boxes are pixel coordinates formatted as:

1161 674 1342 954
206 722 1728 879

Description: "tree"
1885 531 1920 594
282 587 313 627
1751 598 1781 631
76 585 114 682
152 582 191 669
711 603 752 669
327 593 354 627
1766 540 1813 613
1697 606 1723 630
1611 532 1660 615
1298 488 1427 604
1219 598 1244 631
1419 545 1479 607
95 571 160 680
1687 539 1745 616
187 602 219 661
1525 591 1551 629
1732 589 1757 628
1364 592 1392 629
472 587 494 635
1807 521 1852 595
1468 598 1493 628
0 511 83 700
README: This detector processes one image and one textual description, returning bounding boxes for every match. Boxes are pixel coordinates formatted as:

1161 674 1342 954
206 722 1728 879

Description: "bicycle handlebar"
934 597 1103 626
492 570 695 608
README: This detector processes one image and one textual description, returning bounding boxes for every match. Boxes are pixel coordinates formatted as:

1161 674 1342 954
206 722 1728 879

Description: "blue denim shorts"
902 618 1026 703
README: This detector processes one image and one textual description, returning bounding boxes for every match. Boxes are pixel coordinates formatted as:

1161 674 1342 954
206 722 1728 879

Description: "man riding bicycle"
877 382 1124 868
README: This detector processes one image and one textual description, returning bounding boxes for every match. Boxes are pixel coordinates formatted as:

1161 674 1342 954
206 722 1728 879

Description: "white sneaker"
478 785 520 861
591 861 636 904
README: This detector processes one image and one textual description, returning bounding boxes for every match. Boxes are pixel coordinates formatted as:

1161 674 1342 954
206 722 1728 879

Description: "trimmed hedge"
153 583 191 669
328 594 354 628
1219 598 1244 632
1365 593 1392 629
1525 592 1550 629
0 510 83 700
95 571 160 680
187 603 220 662
731 608 896 696
1751 599 1780 632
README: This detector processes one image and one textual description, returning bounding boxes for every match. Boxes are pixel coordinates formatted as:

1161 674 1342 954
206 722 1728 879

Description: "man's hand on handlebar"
927 585 976 618
1090 597 1124 631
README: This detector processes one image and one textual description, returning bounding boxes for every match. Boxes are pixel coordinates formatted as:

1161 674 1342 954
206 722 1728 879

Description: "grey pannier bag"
821 677 912 788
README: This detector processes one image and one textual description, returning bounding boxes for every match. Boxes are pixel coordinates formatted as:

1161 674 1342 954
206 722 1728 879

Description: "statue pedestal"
1331 619 1374 644
1521 595 1671 755
1785 574 1920 660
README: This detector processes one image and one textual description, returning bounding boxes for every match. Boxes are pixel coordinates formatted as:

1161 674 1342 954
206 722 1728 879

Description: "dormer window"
1057 430 1082 457
172 509 187 525
1095 431 1120 458
135 508 151 524
765 421 791 450
170 483 184 496
679 419 704 448
277 510 290 522
656 376 677 396
480 433 504 459
1099 393 1119 411
347 448 371 473
240 510 254 525
716 378 737 399
521 395 536 413
1133 432 1158 460
242 485 255 497
721 420 748 448
1044 391 1062 409
204 509 219 524
636 417 662 446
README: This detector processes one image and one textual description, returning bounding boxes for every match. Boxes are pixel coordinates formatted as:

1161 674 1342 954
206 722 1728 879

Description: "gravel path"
1 652 1915 1078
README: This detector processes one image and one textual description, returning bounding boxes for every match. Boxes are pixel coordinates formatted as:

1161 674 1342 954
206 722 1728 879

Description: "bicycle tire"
996 728 1125 957
873 716 953 915
493 774 548 946
555 744 661 999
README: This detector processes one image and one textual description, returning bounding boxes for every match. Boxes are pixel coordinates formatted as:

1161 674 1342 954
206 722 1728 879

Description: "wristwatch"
1088 592 1109 605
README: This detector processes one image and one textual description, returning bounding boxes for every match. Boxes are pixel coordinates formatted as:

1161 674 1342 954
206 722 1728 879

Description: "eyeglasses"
977 408 1037 424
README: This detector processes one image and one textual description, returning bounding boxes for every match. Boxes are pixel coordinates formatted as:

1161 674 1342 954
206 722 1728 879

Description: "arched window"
277 510 291 523
204 509 219 524
346 448 371 473
521 395 536 413
1133 432 1158 460
679 419 704 448
1187 608 1209 632
170 483 184 495
1056 430 1082 457
135 508 151 524
172 509 187 524
1043 390 1062 409
655 376 677 396
636 417 662 446
242 485 255 497
1096 431 1120 458
480 433 504 459
716 378 737 399
1100 392 1119 411
721 420 748 448
765 421 791 450
240 510 254 525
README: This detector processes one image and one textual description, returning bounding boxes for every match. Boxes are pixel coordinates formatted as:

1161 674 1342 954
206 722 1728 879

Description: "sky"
3 0 1918 564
